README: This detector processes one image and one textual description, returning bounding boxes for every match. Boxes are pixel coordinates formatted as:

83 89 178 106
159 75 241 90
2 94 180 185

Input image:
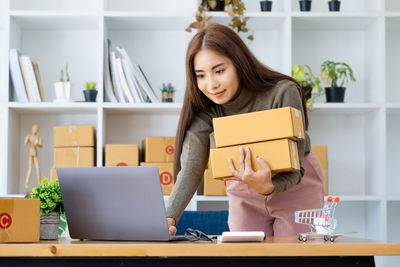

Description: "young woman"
166 24 324 236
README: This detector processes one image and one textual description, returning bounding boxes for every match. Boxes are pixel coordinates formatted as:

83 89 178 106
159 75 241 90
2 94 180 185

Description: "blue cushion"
175 210 229 235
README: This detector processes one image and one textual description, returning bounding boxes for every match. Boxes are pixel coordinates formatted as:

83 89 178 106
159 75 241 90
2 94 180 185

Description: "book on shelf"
9 49 28 103
116 57 135 103
121 57 142 103
109 51 127 103
104 39 118 103
32 61 44 102
19 55 41 102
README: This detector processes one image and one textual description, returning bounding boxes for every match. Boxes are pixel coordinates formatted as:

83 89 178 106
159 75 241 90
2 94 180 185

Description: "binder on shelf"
104 39 118 103
116 57 134 103
9 49 28 103
32 61 44 102
19 56 36 102
110 51 126 103
121 57 142 103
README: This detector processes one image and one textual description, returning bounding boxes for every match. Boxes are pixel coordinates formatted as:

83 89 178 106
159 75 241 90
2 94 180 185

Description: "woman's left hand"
226 146 274 195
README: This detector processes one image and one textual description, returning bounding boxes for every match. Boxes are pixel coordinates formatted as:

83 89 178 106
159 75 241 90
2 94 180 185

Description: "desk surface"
1 236 400 257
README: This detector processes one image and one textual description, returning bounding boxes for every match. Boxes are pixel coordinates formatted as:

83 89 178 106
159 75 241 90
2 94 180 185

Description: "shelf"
10 13 99 30
103 103 182 114
386 16 400 30
291 0 382 13
386 12 400 18
8 102 99 114
104 0 197 13
310 103 381 115
292 14 379 30
10 0 100 12
387 196 400 201
104 14 192 30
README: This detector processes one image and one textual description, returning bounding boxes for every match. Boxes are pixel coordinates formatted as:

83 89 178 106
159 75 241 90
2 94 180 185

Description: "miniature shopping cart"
295 196 340 242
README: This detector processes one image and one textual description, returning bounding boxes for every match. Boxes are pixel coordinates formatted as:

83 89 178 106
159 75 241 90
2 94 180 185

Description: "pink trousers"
226 152 324 236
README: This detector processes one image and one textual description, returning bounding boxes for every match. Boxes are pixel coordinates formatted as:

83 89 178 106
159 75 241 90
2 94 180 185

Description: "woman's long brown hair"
173 24 308 181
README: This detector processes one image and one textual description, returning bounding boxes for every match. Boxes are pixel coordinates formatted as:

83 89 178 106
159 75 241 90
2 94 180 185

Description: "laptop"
57 166 185 241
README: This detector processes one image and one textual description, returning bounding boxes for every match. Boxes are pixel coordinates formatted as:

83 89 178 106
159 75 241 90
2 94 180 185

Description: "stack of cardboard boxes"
50 125 96 181
140 137 175 195
210 107 304 179
203 157 227 196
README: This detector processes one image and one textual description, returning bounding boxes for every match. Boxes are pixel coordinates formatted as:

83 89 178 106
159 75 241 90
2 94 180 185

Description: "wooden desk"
1 236 400 267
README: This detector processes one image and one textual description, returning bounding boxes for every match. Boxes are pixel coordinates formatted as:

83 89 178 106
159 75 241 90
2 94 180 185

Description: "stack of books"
104 39 159 103
9 49 44 103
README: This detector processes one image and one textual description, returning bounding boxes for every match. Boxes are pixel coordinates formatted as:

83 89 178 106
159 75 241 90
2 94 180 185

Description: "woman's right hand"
167 217 177 236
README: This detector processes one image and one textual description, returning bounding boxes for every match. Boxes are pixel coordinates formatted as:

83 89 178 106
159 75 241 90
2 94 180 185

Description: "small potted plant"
53 63 71 102
260 0 272 12
64 63 71 101
25 178 64 240
186 0 254 41
299 0 312 11
328 0 341 11
83 81 97 102
320 60 356 103
292 64 323 108
160 82 176 103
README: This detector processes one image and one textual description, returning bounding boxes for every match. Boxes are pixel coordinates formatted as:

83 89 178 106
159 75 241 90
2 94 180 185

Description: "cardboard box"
0 198 40 242
204 169 226 196
105 144 139 166
213 107 304 148
142 137 175 163
140 162 174 195
210 138 299 179
50 168 58 181
54 147 95 168
311 145 328 196
54 125 95 148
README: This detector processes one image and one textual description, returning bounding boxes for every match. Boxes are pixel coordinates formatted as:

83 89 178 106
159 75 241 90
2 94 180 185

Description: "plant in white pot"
25 178 64 240
64 63 71 101
320 60 356 103
53 63 72 103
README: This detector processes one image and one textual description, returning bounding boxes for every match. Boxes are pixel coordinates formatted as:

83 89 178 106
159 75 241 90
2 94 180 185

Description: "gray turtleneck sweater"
166 79 311 222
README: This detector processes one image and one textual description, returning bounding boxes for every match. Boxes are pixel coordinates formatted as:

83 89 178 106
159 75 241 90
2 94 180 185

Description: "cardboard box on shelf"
105 144 139 166
142 137 175 163
213 107 304 148
311 145 328 196
0 198 40 242
210 138 299 179
140 162 174 195
50 168 58 181
204 169 226 196
53 125 95 148
54 147 95 168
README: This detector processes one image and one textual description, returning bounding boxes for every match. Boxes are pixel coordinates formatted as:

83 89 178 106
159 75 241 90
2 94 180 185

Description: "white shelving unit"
0 0 399 265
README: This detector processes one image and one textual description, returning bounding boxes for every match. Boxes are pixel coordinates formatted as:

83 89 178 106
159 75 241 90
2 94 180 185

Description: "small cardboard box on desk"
141 137 176 195
0 198 40 242
210 107 304 179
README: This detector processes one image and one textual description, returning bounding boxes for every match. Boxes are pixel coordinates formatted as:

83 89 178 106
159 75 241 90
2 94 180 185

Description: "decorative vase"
40 211 60 240
83 90 98 102
299 0 312 11
328 0 341 11
162 92 174 103
325 87 345 102
260 0 272 11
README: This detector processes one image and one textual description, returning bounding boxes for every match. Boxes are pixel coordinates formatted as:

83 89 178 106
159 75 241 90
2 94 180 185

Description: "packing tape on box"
292 141 298 170
69 126 78 147
0 201 13 242
75 146 80 167
294 109 303 139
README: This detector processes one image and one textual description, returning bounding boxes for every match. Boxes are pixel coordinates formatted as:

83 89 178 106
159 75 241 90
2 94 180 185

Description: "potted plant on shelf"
299 0 312 11
186 0 254 41
64 63 71 101
320 60 356 103
160 82 176 103
53 63 71 103
260 0 272 12
25 178 64 240
83 81 97 102
291 64 323 109
328 0 341 11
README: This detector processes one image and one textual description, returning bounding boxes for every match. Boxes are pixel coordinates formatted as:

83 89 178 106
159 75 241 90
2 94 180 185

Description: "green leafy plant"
291 64 323 108
320 60 356 88
186 0 253 41
59 69 64 82
160 82 176 93
65 63 70 82
25 178 64 216
85 81 97 90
